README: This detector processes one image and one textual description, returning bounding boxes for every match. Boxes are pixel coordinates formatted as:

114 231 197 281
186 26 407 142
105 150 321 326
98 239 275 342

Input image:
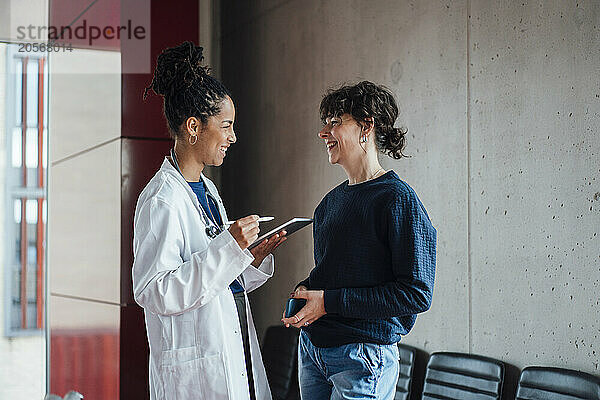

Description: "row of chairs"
261 326 600 400
396 347 600 400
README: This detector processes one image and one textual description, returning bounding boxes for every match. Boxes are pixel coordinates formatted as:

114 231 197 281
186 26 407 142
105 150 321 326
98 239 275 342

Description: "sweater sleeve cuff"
324 289 342 314
295 277 310 291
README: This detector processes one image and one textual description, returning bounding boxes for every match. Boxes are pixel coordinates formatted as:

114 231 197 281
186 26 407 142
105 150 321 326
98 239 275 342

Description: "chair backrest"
261 325 300 400
421 352 504 400
516 366 600 400
395 344 416 400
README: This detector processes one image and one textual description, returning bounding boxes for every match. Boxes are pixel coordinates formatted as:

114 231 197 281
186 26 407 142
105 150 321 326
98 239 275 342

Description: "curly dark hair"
143 41 231 138
319 81 408 159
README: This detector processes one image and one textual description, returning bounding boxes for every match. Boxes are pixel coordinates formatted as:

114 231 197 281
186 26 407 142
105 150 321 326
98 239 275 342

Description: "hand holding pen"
227 216 275 250
225 216 274 225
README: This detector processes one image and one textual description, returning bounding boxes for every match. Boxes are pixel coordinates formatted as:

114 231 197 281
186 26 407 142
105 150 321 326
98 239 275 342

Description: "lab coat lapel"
159 158 202 210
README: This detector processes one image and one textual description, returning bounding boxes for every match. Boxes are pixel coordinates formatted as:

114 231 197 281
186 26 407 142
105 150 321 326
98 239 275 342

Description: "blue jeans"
298 330 399 400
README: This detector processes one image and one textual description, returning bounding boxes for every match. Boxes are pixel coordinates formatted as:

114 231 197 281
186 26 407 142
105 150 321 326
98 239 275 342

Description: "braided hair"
144 41 231 138
320 81 408 159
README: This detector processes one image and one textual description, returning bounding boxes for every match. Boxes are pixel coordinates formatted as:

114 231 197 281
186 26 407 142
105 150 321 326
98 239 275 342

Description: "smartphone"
284 298 307 318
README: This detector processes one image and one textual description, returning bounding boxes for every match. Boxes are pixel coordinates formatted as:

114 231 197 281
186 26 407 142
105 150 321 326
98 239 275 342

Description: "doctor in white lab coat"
132 41 286 400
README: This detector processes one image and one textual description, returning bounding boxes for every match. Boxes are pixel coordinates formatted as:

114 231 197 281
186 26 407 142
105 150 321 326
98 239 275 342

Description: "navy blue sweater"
297 171 436 347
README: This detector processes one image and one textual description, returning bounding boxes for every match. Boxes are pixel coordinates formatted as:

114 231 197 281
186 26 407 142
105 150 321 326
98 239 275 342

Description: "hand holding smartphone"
284 298 307 318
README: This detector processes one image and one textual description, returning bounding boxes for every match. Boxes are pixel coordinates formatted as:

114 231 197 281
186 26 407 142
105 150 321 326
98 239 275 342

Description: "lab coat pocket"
162 348 229 400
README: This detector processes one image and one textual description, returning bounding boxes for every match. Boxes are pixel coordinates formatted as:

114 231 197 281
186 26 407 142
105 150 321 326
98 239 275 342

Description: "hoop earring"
189 134 198 145
359 136 367 153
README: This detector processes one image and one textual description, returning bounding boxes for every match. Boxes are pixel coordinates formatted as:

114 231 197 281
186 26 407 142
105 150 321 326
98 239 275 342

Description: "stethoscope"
170 148 223 239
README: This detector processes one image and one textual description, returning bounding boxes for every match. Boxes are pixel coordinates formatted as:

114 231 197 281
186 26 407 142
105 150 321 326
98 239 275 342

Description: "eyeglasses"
322 116 354 129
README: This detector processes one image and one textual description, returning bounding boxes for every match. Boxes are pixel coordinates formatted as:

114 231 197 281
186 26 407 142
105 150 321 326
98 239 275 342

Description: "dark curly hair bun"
147 41 209 97
377 125 408 160
320 81 408 159
144 41 230 137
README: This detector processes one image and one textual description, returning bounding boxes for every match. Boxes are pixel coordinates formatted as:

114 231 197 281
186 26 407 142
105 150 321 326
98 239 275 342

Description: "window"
4 45 48 336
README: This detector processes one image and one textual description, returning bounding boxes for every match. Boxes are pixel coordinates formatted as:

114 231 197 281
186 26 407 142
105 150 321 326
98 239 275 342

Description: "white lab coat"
132 158 274 400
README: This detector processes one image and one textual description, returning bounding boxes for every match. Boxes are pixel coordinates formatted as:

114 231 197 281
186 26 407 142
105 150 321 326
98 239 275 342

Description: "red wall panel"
120 1 199 399
120 138 173 305
121 1 201 139
51 330 119 400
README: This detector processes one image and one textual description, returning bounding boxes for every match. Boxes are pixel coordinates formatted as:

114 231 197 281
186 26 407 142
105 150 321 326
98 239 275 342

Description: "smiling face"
318 113 364 166
195 96 236 167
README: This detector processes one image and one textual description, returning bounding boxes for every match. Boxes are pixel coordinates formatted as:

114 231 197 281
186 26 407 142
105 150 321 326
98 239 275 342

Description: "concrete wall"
220 0 600 376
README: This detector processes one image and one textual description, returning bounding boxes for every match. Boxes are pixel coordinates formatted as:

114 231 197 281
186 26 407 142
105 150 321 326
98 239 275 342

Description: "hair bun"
144 41 209 99
379 126 408 159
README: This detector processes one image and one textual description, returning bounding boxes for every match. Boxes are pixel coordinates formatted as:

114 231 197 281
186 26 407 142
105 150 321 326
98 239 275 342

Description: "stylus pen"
224 216 274 225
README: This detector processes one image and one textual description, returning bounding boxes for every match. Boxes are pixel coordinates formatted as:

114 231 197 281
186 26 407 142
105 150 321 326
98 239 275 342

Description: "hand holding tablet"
248 217 313 249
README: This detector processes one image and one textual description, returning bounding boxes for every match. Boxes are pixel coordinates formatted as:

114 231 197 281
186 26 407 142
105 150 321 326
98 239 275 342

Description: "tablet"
248 217 313 249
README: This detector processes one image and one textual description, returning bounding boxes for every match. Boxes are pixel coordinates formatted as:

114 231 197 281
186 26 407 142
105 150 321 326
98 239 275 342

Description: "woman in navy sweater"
282 81 437 399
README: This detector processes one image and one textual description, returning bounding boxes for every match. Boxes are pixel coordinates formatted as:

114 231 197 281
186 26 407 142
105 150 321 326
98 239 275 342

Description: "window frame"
3 44 48 337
